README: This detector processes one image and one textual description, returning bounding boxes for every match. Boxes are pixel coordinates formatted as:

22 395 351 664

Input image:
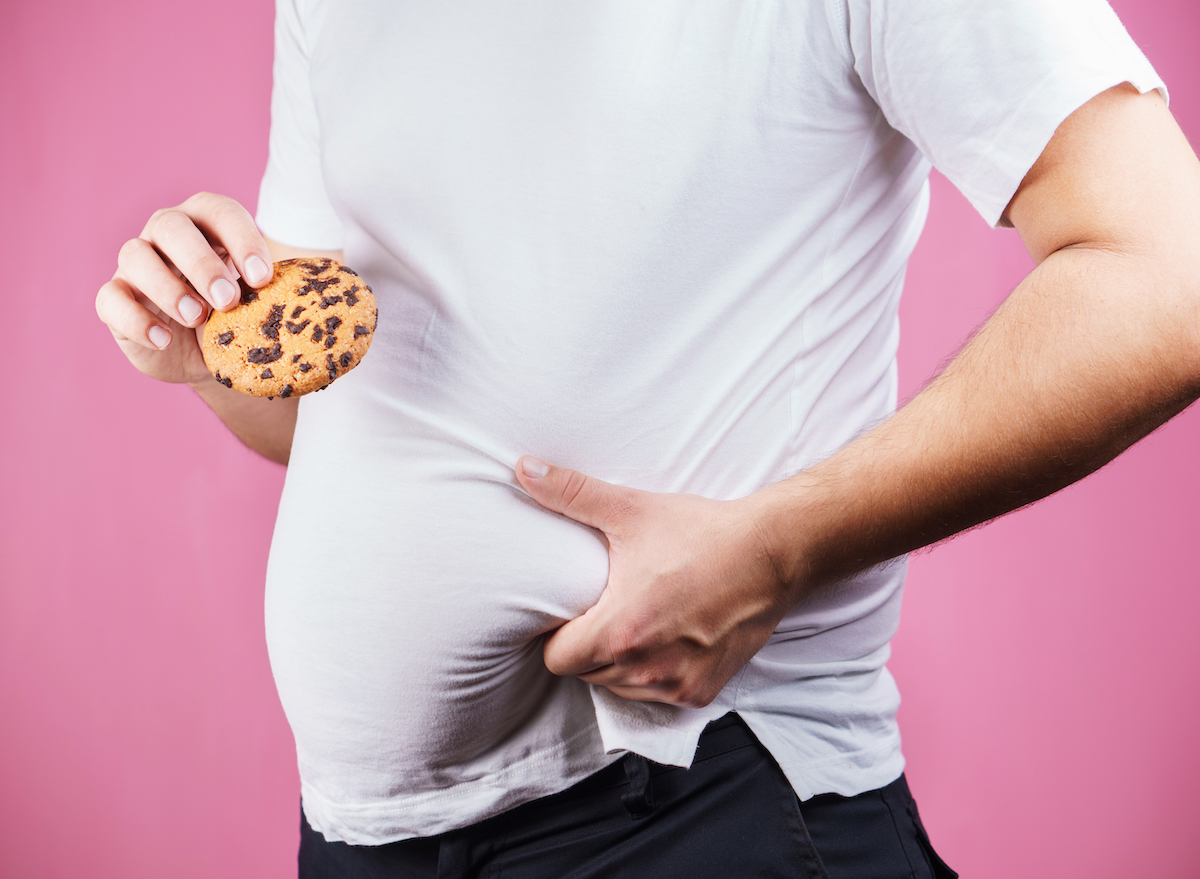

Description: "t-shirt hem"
300 724 620 845
763 725 904 802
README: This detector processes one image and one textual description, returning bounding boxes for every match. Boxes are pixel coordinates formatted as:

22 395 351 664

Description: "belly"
264 433 610 781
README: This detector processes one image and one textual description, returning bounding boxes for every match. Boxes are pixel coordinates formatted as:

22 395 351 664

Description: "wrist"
187 370 228 396
743 476 832 601
187 370 246 413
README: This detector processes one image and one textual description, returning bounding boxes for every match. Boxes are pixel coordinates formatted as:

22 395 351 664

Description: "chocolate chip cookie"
201 258 377 398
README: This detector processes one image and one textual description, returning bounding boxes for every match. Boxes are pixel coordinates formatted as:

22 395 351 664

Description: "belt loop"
621 753 655 819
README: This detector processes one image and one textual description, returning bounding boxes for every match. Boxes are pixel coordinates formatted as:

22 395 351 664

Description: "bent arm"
188 237 345 465
757 84 1200 591
517 85 1200 707
96 192 344 467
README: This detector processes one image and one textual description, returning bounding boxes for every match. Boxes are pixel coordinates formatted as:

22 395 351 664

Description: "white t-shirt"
256 0 1163 845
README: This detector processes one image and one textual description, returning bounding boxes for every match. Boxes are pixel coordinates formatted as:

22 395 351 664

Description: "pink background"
2 1 1197 876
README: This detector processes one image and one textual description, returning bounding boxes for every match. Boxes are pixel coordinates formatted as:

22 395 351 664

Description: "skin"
98 85 1200 709
96 191 342 465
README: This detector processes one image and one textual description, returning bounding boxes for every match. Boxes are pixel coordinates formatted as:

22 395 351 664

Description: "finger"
179 192 273 288
578 668 691 705
597 682 714 708
584 669 721 709
515 456 637 534
141 205 242 311
116 237 209 328
542 607 617 677
593 682 673 703
96 276 174 351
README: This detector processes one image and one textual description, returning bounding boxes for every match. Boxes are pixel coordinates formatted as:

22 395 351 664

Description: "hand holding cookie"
201 258 377 397
95 192 275 386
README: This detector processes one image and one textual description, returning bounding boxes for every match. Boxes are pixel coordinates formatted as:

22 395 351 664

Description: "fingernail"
522 457 550 478
210 277 237 309
244 255 270 285
179 295 203 324
148 325 171 349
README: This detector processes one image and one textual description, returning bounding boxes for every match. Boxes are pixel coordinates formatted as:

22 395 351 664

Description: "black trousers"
299 714 957 879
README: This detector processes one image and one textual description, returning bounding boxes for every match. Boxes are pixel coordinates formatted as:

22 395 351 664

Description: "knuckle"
117 236 148 266
94 281 115 318
631 665 668 689
606 620 642 664
183 190 219 211
187 191 249 231
542 652 564 676
147 205 180 231
667 670 712 707
558 471 590 511
208 197 244 225
96 284 142 335
152 207 191 241
670 682 695 705
541 636 567 676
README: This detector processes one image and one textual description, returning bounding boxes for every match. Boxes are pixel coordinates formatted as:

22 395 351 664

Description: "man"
96 1 1200 876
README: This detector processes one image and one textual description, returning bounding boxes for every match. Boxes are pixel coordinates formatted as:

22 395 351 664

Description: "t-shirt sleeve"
843 0 1166 226
256 0 345 250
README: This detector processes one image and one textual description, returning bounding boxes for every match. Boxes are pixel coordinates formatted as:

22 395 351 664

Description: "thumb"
543 602 614 676
515 456 635 534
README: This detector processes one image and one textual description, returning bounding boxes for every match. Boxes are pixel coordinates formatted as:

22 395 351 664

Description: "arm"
96 192 344 465
514 84 1200 706
186 236 346 464
761 84 1200 589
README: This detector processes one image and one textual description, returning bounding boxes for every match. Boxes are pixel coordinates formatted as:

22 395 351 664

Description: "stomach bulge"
264 470 611 768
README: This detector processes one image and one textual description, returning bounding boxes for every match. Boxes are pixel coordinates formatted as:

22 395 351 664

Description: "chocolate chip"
216 331 234 345
291 305 306 319
260 368 274 379
344 286 360 307
323 316 341 349
261 304 284 340
339 351 353 368
292 353 302 363
240 286 259 304
353 325 370 338
285 319 311 335
247 343 282 364
327 353 338 380
311 326 324 343
337 265 359 276
280 384 293 398
300 276 341 296
301 259 328 276
214 371 232 389
298 362 313 373
319 294 344 309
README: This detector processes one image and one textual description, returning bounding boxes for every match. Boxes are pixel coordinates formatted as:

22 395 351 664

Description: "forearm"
518 245 1200 706
516 88 1200 708
189 374 299 465
189 235 339 465
757 239 1200 593
754 87 1200 594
